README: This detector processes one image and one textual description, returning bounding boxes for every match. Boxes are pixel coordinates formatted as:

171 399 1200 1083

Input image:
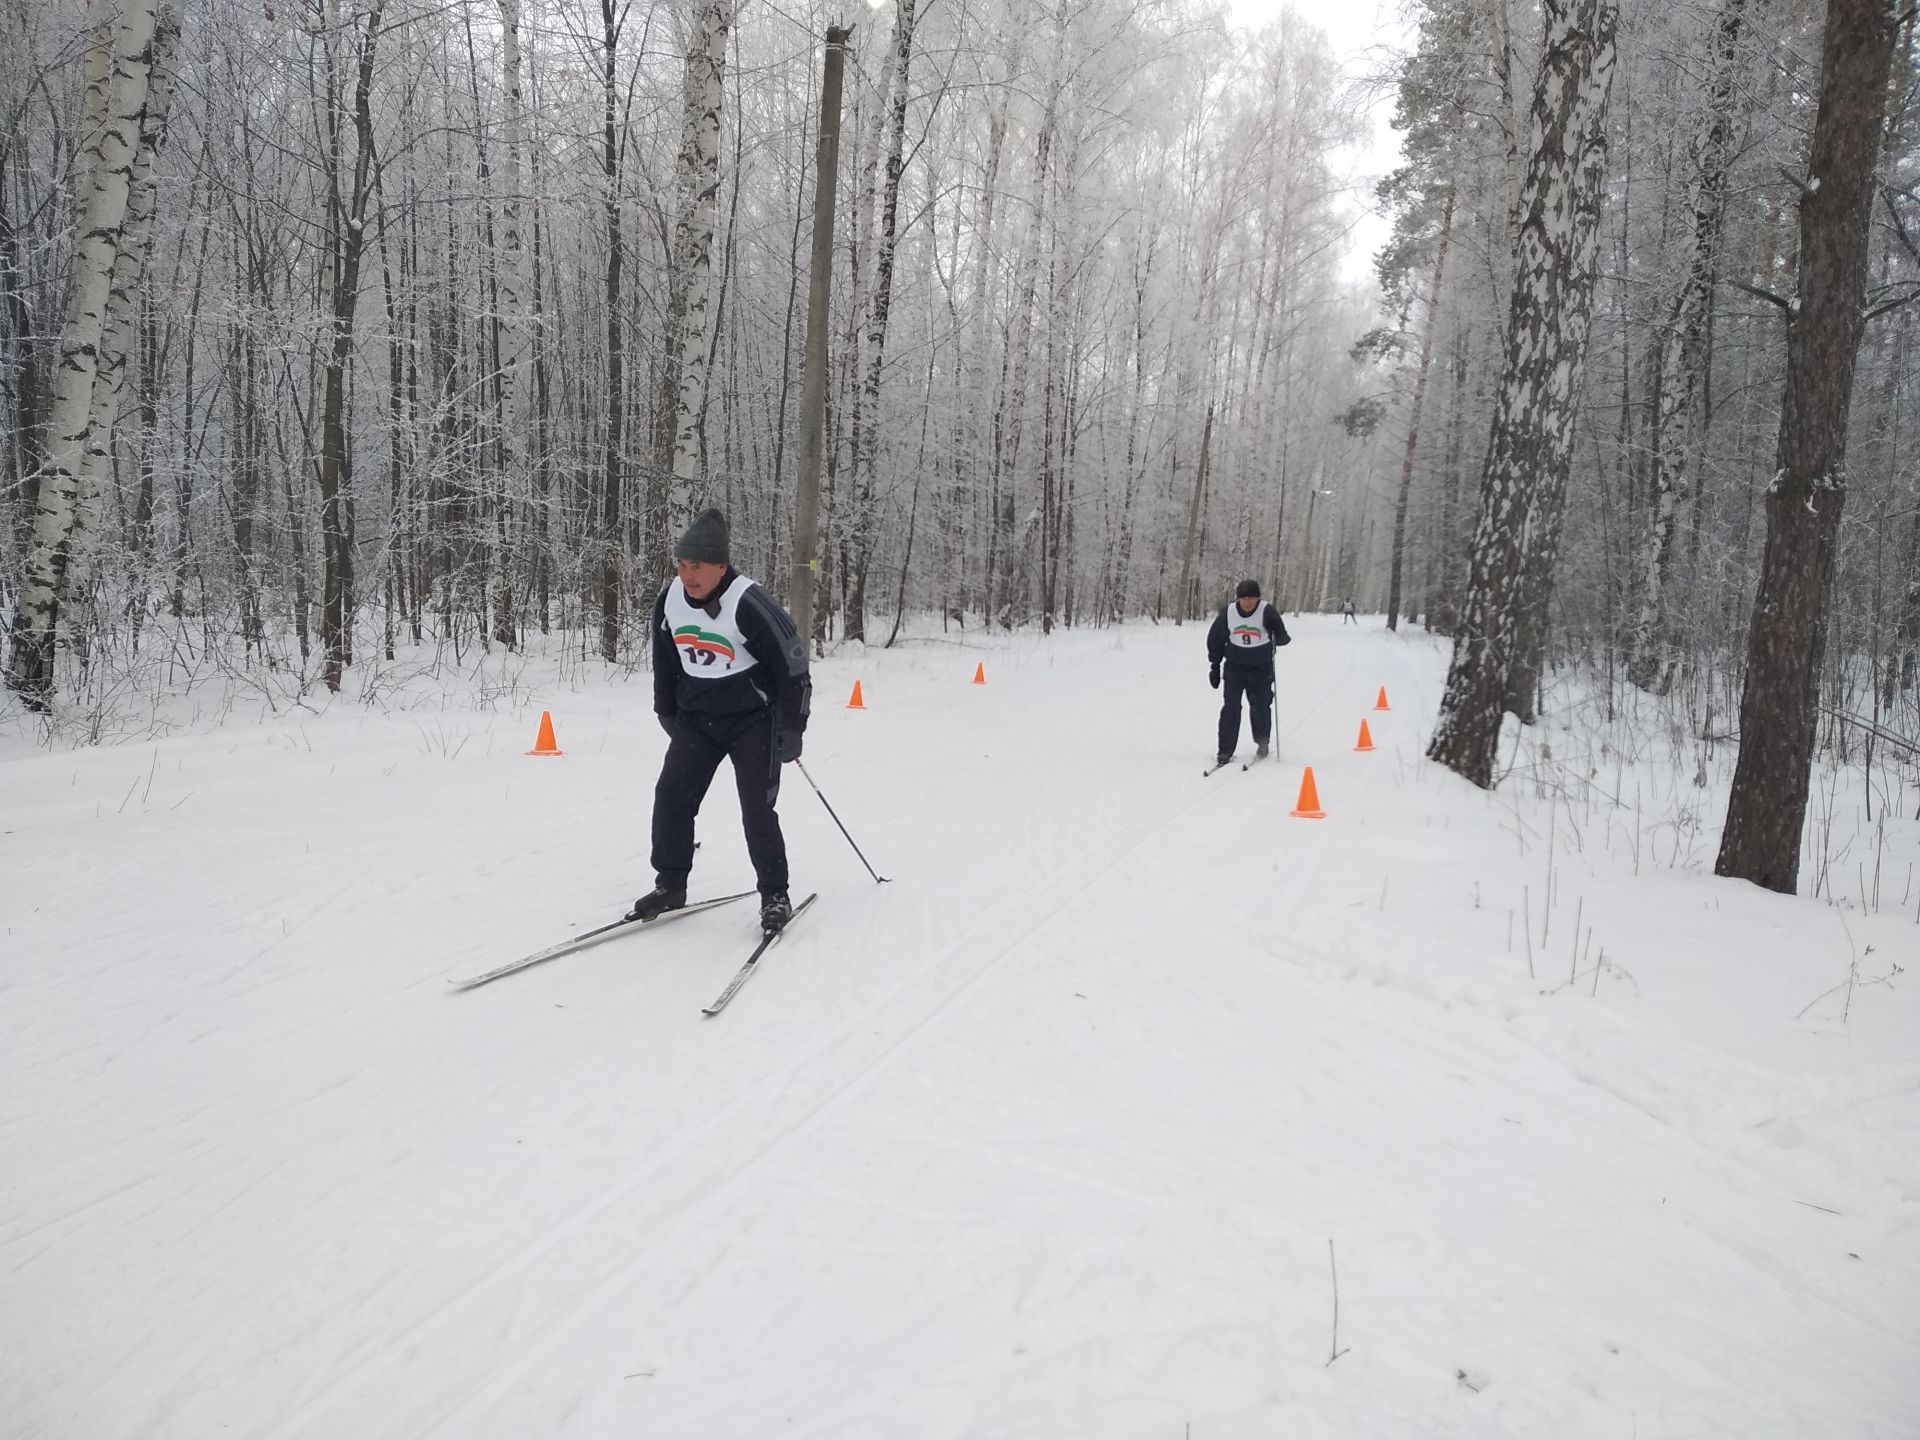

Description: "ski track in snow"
3 619 1917 1439
399 640 1367 1439
240 637 1367 1439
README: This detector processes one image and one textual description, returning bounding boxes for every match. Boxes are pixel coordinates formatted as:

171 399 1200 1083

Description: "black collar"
682 568 740 618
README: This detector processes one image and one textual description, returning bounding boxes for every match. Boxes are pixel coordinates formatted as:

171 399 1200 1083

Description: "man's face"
1236 595 1259 615
677 559 728 601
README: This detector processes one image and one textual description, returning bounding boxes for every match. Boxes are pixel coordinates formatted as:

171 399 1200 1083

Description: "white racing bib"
1226 606 1269 649
664 576 762 679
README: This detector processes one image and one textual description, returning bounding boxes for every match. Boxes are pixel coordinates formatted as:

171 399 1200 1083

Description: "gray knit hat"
674 508 730 565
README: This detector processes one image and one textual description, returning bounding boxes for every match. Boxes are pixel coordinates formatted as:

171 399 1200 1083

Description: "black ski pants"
1217 665 1274 757
651 708 788 897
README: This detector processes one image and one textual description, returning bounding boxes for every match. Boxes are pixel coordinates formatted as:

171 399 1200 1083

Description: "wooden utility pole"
790 25 849 650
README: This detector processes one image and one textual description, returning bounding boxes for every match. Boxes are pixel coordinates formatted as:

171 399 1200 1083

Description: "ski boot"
627 885 687 923
759 890 794 935
1256 740 1269 758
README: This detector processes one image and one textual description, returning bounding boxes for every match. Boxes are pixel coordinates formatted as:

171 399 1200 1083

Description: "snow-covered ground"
4 617 1916 1438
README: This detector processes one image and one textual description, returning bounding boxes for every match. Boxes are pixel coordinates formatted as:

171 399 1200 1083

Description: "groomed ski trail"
261 641 1369 1440
405 644 1367 1438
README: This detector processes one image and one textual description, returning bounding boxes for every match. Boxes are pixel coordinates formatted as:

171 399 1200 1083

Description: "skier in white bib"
629 509 812 935
1205 578 1291 765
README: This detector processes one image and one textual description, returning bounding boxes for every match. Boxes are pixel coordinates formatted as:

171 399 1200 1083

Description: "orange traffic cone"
526 710 562 756
1354 719 1376 752
847 680 866 709
1289 766 1326 819
1374 686 1391 711
972 662 987 685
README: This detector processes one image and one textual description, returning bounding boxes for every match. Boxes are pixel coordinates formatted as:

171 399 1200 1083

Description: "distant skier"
1340 597 1357 624
1207 579 1291 765
630 508 812 935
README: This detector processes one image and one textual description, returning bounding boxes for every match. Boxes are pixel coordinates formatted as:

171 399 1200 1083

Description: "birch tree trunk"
2 4 116 539
66 5 177 610
488 0 527 648
1501 14 1621 721
826 43 893 639
527 71 553 635
991 6 1064 628
1625 0 1747 693
1042 125 1082 635
1716 0 1898 893
845 0 917 643
1427 0 1621 785
963 55 1015 621
6 0 158 707
1106 226 1156 621
597 0 624 662
662 0 730 526
1890 505 1920 699
230 267 266 655
1387 187 1454 633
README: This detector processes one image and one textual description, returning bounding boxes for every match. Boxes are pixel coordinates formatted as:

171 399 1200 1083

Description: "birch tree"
845 0 917 642
661 0 731 525
1383 189 1454 633
486 0 528 648
1428 0 1621 786
6 0 158 707
597 0 625 662
1624 0 1748 693
61 4 177 611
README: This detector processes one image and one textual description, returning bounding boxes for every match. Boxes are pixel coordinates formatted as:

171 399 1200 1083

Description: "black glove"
1209 663 1220 690
776 728 803 764
657 712 675 738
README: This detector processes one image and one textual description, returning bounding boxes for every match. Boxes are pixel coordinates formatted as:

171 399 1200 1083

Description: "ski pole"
794 759 892 883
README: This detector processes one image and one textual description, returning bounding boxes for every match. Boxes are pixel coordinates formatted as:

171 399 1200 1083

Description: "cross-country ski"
448 890 755 990
699 892 819 1016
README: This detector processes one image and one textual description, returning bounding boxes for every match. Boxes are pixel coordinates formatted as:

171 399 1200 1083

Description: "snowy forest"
9 3 1920 1430
6 0 1920 886
1 0 1367 682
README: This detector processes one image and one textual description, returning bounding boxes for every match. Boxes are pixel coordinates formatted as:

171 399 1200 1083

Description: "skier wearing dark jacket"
629 508 812 935
1207 579 1291 764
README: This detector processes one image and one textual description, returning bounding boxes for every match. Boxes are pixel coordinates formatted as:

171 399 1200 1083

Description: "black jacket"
652 571 811 743
1207 601 1292 670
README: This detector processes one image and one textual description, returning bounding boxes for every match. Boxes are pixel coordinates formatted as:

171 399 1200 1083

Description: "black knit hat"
674 508 730 565
1235 578 1261 599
